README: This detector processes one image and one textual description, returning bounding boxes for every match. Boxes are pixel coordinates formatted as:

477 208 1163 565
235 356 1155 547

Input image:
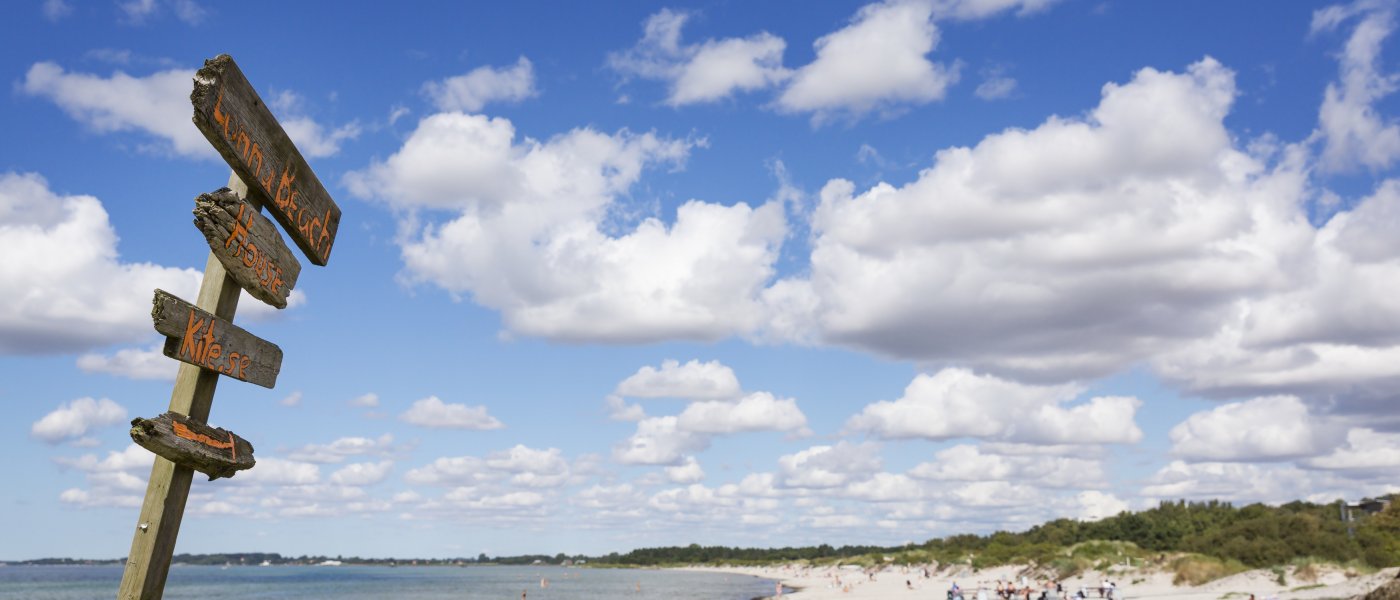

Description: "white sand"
680 564 1398 600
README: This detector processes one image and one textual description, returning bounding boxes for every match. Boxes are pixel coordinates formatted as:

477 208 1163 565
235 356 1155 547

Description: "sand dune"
681 564 1399 600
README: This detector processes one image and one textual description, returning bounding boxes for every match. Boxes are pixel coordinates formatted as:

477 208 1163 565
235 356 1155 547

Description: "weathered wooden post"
116 54 341 600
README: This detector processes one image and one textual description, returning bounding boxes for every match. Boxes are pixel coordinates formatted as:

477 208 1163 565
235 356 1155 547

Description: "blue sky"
3 0 1400 560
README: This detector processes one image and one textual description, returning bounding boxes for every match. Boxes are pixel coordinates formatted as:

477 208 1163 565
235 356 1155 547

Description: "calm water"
0 564 780 600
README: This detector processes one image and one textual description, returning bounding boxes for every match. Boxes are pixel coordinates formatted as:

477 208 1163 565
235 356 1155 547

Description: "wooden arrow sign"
193 187 302 309
191 54 341 266
130 412 255 481
151 289 282 389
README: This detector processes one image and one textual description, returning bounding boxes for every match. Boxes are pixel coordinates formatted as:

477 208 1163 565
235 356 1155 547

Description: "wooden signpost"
118 54 341 600
191 54 341 266
151 289 283 389
131 413 255 481
194 187 301 309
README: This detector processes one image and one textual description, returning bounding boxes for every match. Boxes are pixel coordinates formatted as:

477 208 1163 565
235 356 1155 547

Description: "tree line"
590 497 1400 569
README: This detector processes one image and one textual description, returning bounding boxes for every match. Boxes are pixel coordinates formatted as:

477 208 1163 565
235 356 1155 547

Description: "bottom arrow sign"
130 412 255 480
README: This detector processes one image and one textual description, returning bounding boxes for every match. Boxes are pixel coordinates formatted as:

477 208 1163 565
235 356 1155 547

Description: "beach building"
1350 497 1392 515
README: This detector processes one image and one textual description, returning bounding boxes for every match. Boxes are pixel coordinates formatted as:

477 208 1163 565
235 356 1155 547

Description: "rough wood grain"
151 288 282 389
193 187 301 309
121 172 249 600
191 54 340 266
130 412 255 481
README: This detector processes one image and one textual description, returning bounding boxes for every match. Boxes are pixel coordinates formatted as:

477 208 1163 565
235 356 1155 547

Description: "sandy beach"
682 564 1399 600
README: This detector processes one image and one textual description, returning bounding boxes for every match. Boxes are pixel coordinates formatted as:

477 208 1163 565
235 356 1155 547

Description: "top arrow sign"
191 55 341 266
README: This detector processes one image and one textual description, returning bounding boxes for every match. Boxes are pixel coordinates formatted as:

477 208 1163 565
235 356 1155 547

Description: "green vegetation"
589 496 1400 572
1169 554 1248 586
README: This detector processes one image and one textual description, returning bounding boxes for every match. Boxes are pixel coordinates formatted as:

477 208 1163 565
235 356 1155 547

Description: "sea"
0 564 781 599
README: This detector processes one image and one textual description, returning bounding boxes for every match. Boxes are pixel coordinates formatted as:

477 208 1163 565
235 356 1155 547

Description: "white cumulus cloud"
615 358 742 400
286 434 397 464
21 62 209 157
909 443 1107 488
771 57 1310 382
328 461 393 486
76 342 177 380
423 57 538 112
609 9 790 106
235 458 321 486
613 416 710 465
23 62 356 159
779 442 881 489
31 397 127 444
1152 178 1400 423
676 391 809 434
1140 461 1303 503
776 0 958 122
399 396 503 430
665 456 706 483
1314 1 1400 172
488 445 572 488
344 112 786 343
1169 396 1344 462
1301 428 1400 476
0 172 202 354
1074 490 1128 521
846 368 1142 445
